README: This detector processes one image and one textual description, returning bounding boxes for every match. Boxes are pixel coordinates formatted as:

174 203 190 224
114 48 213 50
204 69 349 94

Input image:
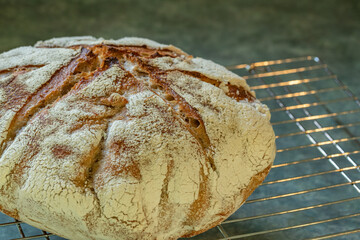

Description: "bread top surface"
0 37 275 239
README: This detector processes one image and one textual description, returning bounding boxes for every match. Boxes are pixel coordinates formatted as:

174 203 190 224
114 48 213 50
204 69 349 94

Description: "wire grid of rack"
1 56 360 240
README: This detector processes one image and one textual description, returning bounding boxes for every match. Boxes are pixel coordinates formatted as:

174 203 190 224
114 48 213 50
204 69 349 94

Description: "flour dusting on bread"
0 37 276 240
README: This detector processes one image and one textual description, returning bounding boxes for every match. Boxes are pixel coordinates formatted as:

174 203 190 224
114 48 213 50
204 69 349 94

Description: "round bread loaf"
0 36 276 240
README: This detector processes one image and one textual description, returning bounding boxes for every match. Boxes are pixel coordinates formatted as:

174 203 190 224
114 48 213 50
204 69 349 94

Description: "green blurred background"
0 0 359 95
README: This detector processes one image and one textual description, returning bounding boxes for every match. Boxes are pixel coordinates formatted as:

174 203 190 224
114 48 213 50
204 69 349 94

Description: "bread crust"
0 37 276 240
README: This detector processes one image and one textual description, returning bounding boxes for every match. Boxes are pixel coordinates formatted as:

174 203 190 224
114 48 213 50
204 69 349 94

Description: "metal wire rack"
1 56 359 240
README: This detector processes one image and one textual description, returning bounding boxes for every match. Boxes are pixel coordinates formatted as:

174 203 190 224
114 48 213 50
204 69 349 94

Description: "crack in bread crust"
73 45 220 175
1 46 136 207
119 54 218 173
179 70 255 102
0 65 45 81
180 163 273 238
0 48 94 157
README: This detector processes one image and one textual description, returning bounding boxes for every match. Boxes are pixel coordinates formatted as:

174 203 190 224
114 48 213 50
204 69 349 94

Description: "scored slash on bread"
0 37 276 240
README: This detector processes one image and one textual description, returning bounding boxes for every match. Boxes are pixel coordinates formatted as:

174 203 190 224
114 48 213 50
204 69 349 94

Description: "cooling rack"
1 56 359 240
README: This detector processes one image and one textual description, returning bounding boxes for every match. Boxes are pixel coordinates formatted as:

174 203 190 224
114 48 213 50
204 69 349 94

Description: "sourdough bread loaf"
0 36 276 240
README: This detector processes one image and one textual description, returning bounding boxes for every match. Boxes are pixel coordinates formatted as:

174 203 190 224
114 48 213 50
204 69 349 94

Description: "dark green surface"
0 0 359 95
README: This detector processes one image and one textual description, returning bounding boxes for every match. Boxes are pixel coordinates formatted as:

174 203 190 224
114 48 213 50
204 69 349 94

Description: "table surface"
0 0 359 96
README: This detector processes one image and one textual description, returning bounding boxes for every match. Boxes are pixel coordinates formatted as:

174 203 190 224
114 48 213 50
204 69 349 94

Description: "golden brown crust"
0 204 19 219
